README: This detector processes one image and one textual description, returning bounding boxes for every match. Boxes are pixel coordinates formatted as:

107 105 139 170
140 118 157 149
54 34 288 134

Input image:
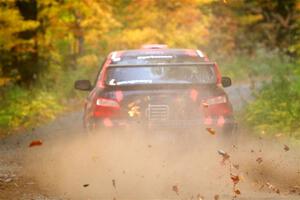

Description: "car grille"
147 104 169 121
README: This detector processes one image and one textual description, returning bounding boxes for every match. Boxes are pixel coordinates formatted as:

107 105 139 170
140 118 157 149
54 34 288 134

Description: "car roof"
110 48 205 58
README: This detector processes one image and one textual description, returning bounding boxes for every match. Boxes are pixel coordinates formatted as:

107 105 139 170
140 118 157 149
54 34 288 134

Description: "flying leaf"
230 174 240 185
112 179 116 189
206 128 216 135
234 189 241 195
233 164 239 170
266 182 280 194
218 149 230 163
290 185 300 193
29 140 43 147
172 185 179 195
284 145 290 152
256 157 263 164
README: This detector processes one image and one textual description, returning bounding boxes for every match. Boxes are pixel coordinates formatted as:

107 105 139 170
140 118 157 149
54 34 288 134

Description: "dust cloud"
22 128 300 200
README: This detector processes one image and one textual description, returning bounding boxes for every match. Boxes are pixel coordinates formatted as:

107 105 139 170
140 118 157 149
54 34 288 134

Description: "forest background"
0 0 299 139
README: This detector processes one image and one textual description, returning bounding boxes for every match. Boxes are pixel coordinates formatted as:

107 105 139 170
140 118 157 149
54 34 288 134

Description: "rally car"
75 45 235 136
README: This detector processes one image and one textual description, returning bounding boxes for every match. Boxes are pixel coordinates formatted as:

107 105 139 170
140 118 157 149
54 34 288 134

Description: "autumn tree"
0 1 39 85
107 0 213 51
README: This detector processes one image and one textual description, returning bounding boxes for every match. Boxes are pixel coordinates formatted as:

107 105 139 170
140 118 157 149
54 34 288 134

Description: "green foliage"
0 55 99 134
245 61 300 138
0 86 62 133
215 48 285 79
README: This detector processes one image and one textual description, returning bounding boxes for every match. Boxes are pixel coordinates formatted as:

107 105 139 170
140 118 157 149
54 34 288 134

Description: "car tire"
220 123 238 147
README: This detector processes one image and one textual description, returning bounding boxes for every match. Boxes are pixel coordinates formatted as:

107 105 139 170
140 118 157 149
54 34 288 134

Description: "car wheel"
84 118 97 134
220 123 238 148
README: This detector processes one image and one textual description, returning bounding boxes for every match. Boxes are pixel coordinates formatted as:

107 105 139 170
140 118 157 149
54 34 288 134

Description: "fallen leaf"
290 189 297 193
214 194 219 200
172 185 179 195
230 174 240 185
233 164 239 170
29 140 43 147
284 145 290 152
290 186 300 193
266 182 280 194
218 150 230 163
112 179 116 189
206 128 215 135
256 157 263 164
266 182 274 189
234 189 241 195
83 184 89 187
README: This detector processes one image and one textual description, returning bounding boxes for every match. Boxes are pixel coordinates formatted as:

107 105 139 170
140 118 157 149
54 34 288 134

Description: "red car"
75 46 235 137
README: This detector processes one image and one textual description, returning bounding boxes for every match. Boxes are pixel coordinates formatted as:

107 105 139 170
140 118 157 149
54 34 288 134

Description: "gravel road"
1 83 300 200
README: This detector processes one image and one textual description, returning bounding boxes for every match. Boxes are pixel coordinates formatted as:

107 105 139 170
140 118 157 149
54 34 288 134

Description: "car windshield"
105 65 217 85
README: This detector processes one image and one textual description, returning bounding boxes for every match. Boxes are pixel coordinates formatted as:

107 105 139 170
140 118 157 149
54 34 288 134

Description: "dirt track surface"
1 85 300 200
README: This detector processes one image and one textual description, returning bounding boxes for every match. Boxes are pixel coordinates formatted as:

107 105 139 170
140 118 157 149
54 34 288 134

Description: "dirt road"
1 85 300 200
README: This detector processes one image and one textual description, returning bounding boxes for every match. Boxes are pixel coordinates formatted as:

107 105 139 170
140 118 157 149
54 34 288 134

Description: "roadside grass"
215 48 300 141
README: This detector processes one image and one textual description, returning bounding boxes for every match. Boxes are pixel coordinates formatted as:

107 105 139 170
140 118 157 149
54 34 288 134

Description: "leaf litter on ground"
112 179 116 189
172 185 179 195
284 144 290 152
29 140 43 147
206 128 216 135
256 157 263 164
217 149 230 164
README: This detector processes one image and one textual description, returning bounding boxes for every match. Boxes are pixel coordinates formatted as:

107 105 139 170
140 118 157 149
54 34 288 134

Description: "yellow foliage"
0 5 39 50
239 14 263 25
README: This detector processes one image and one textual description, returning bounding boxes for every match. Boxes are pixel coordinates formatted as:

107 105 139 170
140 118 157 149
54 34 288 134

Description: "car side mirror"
221 77 232 88
74 80 92 91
